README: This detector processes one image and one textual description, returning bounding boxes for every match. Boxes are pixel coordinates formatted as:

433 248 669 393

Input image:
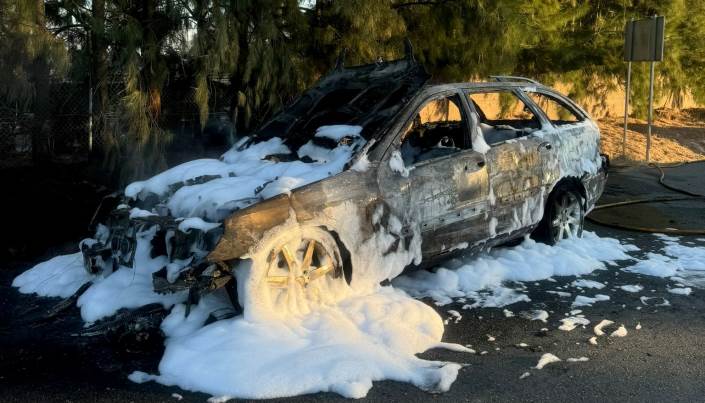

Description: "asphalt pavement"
2 163 705 403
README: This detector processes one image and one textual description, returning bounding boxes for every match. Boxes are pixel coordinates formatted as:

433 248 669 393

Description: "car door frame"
463 86 555 242
376 87 492 260
517 87 594 187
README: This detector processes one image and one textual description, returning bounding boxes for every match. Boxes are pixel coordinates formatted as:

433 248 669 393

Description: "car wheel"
244 227 348 315
534 186 584 245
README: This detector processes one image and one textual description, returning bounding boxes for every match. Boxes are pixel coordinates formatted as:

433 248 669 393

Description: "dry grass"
598 108 705 164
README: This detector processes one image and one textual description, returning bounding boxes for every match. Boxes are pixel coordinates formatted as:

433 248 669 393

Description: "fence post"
88 75 93 152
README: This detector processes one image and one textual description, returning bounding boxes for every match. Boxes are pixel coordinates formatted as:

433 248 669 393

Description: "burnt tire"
532 184 585 245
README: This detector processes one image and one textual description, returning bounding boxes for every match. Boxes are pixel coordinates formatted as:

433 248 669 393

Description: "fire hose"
586 160 705 235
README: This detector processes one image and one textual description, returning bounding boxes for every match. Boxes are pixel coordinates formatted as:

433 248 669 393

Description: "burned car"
83 48 607 314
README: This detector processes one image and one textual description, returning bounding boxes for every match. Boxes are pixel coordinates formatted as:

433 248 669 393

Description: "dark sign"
624 16 665 62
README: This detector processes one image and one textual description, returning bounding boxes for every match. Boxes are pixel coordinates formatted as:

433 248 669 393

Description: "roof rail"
489 75 541 85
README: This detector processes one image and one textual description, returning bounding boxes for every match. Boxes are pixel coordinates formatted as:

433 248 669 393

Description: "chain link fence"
0 109 33 156
0 81 90 158
0 75 235 164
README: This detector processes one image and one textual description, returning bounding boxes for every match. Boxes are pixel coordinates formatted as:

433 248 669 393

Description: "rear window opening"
525 91 584 126
467 90 541 146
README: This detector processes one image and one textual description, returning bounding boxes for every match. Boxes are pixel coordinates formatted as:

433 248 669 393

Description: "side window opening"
400 95 468 166
525 91 583 126
466 90 541 146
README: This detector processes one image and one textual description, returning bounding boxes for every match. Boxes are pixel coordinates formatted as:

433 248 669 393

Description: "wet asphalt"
2 164 705 403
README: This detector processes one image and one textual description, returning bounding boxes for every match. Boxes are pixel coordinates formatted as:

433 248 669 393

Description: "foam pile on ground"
593 319 614 336
12 253 92 298
572 279 605 289
610 325 628 337
668 287 692 295
619 284 643 293
558 316 590 331
625 237 705 287
129 287 464 399
393 232 634 307
572 294 610 307
523 309 549 323
625 254 678 278
534 353 561 369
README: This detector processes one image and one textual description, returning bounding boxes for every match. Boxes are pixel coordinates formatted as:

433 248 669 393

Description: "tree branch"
392 0 451 9
51 23 86 35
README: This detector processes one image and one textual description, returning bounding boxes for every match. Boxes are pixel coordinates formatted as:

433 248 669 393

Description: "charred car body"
83 46 608 313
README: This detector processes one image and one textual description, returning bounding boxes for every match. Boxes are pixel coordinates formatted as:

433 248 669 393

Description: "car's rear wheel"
533 185 584 245
242 227 348 316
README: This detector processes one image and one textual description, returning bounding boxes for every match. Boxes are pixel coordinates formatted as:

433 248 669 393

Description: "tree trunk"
31 0 51 163
144 0 162 122
229 19 250 136
91 0 108 154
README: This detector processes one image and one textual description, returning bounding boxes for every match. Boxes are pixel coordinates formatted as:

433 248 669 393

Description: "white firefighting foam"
13 129 465 399
15 118 702 400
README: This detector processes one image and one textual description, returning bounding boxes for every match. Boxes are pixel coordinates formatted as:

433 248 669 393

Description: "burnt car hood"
84 126 367 278
254 56 429 150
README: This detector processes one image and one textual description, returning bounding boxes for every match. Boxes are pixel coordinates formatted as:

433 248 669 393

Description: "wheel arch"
532 175 587 244
325 227 353 285
548 176 588 210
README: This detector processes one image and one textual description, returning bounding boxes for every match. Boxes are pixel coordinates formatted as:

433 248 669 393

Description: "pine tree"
102 0 185 182
188 0 309 136
0 0 67 161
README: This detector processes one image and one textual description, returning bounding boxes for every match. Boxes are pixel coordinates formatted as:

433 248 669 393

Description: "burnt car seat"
401 121 465 165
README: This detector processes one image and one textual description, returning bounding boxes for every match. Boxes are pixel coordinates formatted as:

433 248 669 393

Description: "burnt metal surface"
85 57 607 314
254 47 430 148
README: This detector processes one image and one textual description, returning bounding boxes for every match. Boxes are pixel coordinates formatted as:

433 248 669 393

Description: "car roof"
419 80 584 113
423 80 553 93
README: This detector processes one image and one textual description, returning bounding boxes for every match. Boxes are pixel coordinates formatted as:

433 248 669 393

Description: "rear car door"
465 89 552 239
521 88 594 180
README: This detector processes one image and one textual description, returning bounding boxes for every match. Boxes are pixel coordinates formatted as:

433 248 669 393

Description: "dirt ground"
598 108 705 163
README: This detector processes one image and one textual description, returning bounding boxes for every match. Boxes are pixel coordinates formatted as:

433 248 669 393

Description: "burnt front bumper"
81 208 230 296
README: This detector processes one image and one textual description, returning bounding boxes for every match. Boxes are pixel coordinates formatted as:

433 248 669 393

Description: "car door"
378 91 491 258
465 88 551 239
521 88 593 185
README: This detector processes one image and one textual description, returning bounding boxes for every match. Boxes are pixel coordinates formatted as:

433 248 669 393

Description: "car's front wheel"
533 185 585 245
238 226 349 317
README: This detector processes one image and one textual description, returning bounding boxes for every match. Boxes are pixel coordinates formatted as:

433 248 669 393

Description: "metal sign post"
623 16 665 163
623 60 631 156
647 60 655 162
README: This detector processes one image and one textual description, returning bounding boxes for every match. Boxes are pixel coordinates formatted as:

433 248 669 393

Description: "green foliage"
188 0 309 132
8 0 705 176
0 0 67 108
